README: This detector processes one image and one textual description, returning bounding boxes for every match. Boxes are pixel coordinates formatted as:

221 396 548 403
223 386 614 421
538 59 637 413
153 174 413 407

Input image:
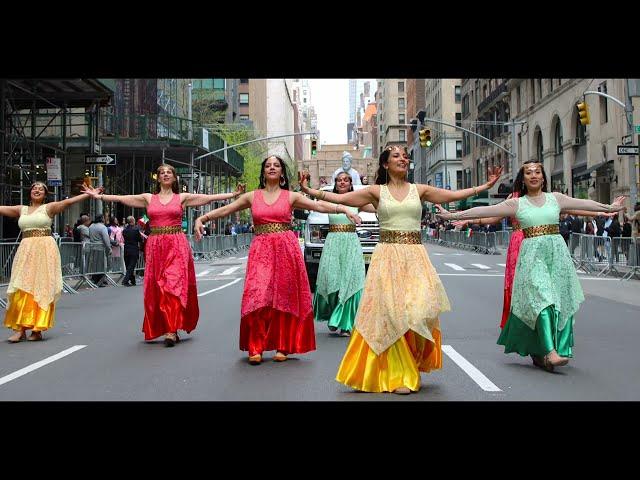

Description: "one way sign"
85 154 117 165
617 145 639 155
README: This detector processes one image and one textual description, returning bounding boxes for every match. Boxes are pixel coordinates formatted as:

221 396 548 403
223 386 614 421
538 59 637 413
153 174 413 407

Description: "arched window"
537 133 544 162
555 121 563 154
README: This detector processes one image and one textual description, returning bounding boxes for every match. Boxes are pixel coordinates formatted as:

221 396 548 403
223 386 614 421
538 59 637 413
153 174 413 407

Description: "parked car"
302 184 379 289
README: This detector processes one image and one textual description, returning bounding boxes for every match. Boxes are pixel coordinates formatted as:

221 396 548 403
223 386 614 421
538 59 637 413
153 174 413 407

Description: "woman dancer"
300 146 502 394
194 155 362 364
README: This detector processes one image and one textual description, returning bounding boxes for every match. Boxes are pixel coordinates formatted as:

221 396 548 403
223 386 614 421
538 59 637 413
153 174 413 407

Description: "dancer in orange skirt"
300 147 502 394
1 182 94 342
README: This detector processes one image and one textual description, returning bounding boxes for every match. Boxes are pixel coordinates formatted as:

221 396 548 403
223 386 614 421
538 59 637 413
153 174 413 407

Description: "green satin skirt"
497 305 574 357
313 290 362 333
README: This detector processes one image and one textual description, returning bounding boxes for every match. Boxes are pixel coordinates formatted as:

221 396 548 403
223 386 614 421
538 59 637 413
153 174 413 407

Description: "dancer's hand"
346 211 362 225
233 183 246 197
194 218 205 242
452 220 470 228
298 171 310 192
81 185 104 198
484 165 503 189
611 196 626 211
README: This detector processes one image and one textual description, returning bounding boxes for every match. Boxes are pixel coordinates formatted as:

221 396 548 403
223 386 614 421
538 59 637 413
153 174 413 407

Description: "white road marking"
442 345 501 392
471 263 491 270
497 263 506 267
239 256 248 260
0 345 87 388
444 263 465 271
196 270 210 277
221 266 242 275
197 277 242 297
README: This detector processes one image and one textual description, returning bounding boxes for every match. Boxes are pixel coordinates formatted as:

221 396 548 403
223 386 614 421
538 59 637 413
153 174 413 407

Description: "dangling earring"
280 175 286 187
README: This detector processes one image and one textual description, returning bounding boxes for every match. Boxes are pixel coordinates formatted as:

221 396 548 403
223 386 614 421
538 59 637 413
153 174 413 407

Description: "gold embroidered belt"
254 223 291 235
329 224 356 233
150 225 183 235
379 230 422 244
22 228 51 238
523 224 559 239
512 225 522 231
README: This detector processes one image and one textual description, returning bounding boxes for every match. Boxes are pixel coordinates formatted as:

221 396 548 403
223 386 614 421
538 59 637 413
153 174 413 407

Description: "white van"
303 184 379 289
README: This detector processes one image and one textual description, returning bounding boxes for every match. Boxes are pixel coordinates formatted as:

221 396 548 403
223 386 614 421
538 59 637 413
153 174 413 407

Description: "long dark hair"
374 146 409 185
513 159 548 197
259 155 290 190
29 181 49 205
154 164 180 194
333 172 354 193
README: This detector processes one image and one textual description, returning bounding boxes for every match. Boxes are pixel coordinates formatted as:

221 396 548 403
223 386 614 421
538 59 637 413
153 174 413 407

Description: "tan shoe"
164 332 177 347
545 349 569 367
248 354 262 365
393 387 411 395
27 331 43 342
8 331 26 343
273 351 288 362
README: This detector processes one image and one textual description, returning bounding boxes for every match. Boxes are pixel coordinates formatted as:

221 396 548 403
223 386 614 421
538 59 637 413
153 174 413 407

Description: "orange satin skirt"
336 328 442 392
3 289 55 331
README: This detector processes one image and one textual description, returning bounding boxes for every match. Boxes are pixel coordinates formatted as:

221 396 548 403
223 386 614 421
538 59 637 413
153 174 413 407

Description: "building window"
399 130 406 141
456 141 462 158
530 79 536 104
398 81 404 93
202 79 213 89
239 93 249 105
240 79 249 84
598 82 608 124
239 114 249 120
554 121 563 154
516 85 521 114
456 112 461 128
456 170 463 190
537 134 544 162
398 113 405 124
398 97 405 109
455 85 461 103
213 78 225 89
549 78 553 93
537 79 542 99
576 117 586 144
462 94 469 117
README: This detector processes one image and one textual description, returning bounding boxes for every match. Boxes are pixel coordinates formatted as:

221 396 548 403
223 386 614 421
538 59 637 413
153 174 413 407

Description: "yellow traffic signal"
577 101 590 126
311 139 317 156
419 128 432 148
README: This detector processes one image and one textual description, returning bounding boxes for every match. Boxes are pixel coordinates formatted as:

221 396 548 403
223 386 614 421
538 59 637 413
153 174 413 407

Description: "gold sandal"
27 331 43 342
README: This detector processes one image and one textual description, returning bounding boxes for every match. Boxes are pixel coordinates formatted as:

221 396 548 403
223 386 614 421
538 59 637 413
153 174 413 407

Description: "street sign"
46 157 62 187
85 154 116 165
617 145 639 155
180 173 199 179
622 134 633 145
635 125 640 134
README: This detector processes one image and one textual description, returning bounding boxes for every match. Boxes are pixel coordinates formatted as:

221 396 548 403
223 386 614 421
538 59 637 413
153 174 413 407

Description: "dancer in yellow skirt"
0 182 94 342
300 146 502 394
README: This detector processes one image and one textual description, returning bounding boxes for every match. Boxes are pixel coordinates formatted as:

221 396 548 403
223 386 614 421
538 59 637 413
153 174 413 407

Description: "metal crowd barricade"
0 241 20 308
58 242 86 293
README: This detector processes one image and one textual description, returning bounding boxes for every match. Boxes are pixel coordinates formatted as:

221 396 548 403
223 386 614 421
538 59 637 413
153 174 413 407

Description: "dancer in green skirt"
438 160 625 372
308 171 372 336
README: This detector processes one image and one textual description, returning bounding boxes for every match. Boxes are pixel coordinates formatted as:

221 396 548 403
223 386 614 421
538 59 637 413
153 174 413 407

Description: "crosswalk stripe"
444 263 465 271
471 263 490 270
221 266 242 275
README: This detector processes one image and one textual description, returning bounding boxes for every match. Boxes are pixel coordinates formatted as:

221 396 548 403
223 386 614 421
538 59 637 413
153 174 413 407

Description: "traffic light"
419 128 432 148
577 101 590 126
311 139 317 156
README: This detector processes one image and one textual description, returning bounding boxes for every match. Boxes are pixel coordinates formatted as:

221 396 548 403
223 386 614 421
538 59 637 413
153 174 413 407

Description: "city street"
1 242 638 401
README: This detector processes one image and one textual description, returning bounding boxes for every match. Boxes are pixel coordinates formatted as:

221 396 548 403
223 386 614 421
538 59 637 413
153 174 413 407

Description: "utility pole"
443 130 448 189
584 87 637 207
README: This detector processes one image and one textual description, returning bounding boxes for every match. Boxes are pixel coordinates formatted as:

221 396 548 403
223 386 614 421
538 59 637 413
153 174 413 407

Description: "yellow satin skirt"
336 328 442 392
3 289 55 332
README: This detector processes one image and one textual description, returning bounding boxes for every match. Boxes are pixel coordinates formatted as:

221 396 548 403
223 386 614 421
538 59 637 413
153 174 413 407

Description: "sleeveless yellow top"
18 204 53 230
377 184 421 231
